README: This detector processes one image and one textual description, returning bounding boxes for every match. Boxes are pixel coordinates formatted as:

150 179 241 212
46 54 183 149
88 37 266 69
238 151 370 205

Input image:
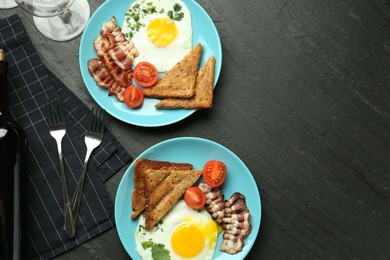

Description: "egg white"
135 200 218 260
123 0 192 72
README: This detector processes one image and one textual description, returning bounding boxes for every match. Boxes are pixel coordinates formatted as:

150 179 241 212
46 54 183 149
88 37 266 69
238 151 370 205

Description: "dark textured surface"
2 0 390 259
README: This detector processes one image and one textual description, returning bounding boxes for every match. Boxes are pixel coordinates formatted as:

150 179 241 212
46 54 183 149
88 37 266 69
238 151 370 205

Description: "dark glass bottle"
0 49 27 260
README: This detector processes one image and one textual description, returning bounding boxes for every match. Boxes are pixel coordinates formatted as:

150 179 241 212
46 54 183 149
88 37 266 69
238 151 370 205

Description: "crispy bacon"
101 54 132 87
198 183 252 255
95 16 139 70
220 235 244 255
87 59 125 101
101 16 126 43
88 16 139 103
87 59 112 88
101 32 116 50
109 43 138 70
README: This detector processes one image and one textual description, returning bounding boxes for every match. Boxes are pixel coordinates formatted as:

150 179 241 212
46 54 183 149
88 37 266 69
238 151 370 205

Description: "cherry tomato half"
184 187 206 209
123 85 144 109
202 160 227 187
133 61 158 87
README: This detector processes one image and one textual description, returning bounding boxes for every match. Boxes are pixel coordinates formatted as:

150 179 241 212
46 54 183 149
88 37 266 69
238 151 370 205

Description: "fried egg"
122 0 192 72
135 200 218 260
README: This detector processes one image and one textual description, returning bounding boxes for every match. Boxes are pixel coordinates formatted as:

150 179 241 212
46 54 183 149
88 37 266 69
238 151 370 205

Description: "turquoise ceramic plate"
79 0 222 127
115 137 261 259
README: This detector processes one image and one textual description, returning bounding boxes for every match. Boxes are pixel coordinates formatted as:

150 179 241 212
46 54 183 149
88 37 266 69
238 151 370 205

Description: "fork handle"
57 145 75 238
57 146 70 208
64 201 75 238
67 148 93 238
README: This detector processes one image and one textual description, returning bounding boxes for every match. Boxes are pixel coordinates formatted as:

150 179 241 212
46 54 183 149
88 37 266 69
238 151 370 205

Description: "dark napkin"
0 15 132 259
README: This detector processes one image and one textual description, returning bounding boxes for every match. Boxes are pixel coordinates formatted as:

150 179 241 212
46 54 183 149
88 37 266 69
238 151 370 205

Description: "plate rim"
79 0 222 127
114 136 262 259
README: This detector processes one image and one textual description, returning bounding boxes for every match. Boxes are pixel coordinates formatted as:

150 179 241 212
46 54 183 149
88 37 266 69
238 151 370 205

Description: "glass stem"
59 9 72 24
58 10 77 33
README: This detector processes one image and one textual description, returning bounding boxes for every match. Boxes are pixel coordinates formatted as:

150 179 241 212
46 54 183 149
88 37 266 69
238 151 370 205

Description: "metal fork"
67 107 105 238
46 99 75 237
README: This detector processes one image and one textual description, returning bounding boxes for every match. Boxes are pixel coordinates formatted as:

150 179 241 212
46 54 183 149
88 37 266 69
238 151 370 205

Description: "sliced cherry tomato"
184 187 206 209
202 160 227 187
133 61 158 87
123 85 144 109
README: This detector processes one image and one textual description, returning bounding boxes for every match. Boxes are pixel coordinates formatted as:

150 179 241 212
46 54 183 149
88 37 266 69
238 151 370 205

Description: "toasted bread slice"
143 44 203 99
144 169 202 230
131 158 192 219
155 56 216 109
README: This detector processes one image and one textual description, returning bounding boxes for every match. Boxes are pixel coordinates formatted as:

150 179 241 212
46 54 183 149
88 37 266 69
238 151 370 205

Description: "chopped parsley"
138 224 146 232
124 1 185 40
141 240 153 249
151 219 165 232
124 0 162 39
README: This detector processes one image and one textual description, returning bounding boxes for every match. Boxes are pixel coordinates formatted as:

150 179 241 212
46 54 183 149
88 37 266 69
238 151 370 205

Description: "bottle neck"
0 60 9 117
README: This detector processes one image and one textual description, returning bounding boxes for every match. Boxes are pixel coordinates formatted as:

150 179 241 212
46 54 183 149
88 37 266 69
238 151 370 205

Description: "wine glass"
0 0 17 9
15 0 90 41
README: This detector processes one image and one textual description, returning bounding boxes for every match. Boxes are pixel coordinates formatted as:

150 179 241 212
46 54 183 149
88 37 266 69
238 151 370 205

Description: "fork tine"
54 99 61 124
46 98 66 127
93 108 100 133
88 107 105 134
93 108 99 132
58 100 65 123
52 100 57 124
94 108 101 133
88 107 95 132
97 108 105 135
47 101 54 126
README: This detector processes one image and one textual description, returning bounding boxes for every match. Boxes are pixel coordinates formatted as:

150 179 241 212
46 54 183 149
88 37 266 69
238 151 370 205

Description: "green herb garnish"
138 224 146 232
123 0 164 40
141 241 171 260
167 3 184 21
151 243 170 260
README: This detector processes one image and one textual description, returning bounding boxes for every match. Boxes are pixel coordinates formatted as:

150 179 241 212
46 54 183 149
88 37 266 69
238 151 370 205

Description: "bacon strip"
101 54 132 87
198 183 252 255
87 59 125 101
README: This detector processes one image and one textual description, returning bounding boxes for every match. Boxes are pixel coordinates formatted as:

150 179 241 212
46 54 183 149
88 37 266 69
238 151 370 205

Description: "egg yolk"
146 17 177 47
171 223 205 258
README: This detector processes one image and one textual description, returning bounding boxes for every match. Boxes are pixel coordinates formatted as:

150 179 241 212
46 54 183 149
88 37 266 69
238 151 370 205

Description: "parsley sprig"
141 241 170 260
167 3 184 21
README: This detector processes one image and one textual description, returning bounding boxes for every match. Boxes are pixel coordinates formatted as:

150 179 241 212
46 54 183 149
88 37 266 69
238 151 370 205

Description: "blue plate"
115 137 261 259
79 0 222 127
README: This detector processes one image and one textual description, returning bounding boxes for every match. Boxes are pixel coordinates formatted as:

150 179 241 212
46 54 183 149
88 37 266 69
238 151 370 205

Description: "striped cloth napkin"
0 15 131 259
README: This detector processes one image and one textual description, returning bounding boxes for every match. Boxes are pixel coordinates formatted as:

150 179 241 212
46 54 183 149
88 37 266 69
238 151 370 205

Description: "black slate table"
1 0 390 259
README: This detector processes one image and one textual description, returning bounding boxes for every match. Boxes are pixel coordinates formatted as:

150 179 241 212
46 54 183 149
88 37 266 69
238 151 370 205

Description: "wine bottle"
0 49 27 260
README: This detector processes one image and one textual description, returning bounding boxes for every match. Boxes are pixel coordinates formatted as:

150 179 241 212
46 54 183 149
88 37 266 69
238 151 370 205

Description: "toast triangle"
143 44 203 99
144 169 202 230
155 56 216 109
131 158 192 219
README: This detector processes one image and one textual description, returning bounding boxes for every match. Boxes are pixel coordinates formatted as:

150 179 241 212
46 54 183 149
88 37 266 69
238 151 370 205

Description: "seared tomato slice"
123 85 144 109
202 160 227 187
184 187 206 209
133 61 158 87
